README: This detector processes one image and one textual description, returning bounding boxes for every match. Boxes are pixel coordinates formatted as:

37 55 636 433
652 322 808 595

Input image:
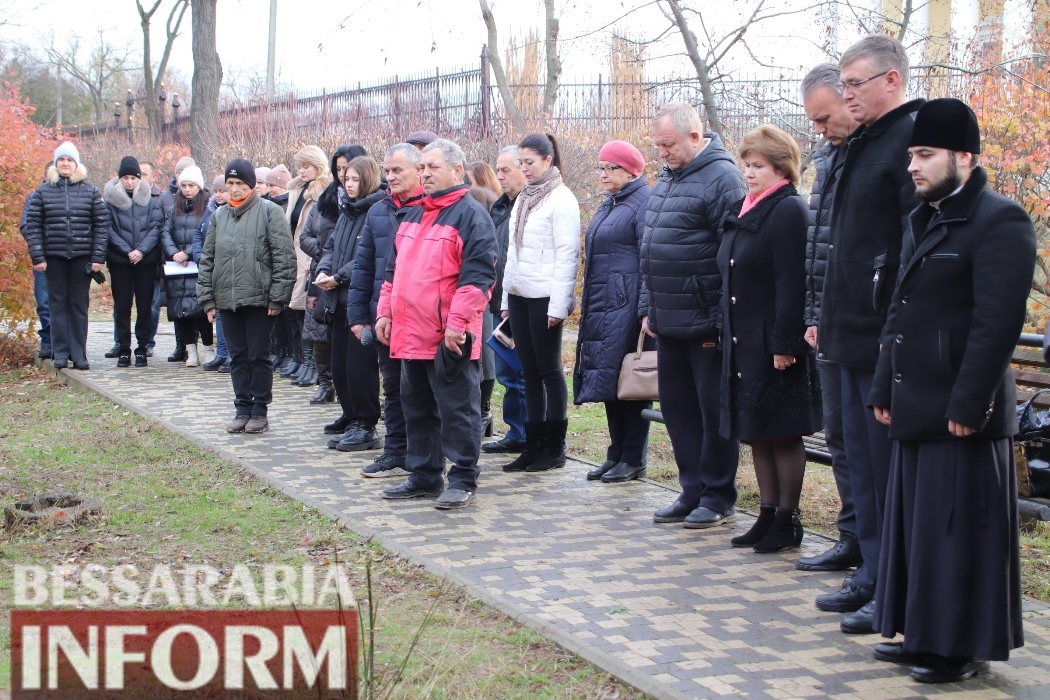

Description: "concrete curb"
42 360 695 700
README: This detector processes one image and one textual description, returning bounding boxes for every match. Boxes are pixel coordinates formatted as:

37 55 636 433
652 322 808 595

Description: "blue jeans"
492 313 526 441
33 270 51 347
214 311 228 358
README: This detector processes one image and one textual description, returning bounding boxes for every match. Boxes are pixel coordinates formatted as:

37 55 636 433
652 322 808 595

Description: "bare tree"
660 0 724 136
479 0 525 133
42 30 134 123
136 0 190 136
190 0 222 165
541 0 562 124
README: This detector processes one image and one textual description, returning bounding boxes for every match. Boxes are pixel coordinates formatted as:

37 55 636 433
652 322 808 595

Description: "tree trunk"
478 0 525 134
138 2 161 135
663 0 723 138
190 0 222 166
541 0 562 126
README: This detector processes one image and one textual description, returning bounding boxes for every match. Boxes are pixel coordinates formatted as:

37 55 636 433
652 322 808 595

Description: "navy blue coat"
573 177 652 404
346 191 423 326
640 134 746 340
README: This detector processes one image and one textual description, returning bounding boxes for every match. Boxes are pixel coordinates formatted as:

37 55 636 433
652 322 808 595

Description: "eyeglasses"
594 165 623 174
840 70 889 90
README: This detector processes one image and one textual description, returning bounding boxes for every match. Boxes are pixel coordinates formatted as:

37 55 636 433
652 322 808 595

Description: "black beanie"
118 156 141 179
225 158 257 189
909 98 981 154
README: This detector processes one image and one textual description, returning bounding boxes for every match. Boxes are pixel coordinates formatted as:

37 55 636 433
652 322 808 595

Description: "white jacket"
501 184 581 319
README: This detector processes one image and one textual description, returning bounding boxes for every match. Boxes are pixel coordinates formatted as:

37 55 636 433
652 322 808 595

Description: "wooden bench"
640 332 1050 519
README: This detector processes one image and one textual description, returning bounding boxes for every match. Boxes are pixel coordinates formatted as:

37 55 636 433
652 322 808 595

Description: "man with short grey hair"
814 34 925 635
795 62 863 574
483 145 529 454
641 101 746 529
376 138 497 510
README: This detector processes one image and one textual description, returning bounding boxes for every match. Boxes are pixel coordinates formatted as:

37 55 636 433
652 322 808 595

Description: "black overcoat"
868 167 1037 440
717 185 821 442
573 176 652 404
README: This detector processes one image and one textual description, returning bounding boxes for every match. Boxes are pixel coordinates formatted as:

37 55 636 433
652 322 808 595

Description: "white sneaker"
200 344 216 365
184 344 199 367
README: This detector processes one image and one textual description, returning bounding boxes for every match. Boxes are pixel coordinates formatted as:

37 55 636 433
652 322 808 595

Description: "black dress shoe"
841 600 876 634
796 537 863 571
910 657 990 684
203 354 227 371
586 460 618 480
435 488 475 510
482 435 526 454
72 361 90 371
815 578 873 613
217 358 231 373
168 348 187 362
324 415 353 435
310 385 335 404
105 343 121 358
653 499 694 523
382 479 442 500
38 346 53 359
684 506 735 529
873 642 928 665
52 359 68 369
601 462 646 483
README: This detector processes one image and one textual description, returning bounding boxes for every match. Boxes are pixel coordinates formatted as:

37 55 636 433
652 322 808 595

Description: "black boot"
753 508 804 553
730 504 776 548
167 324 186 362
294 345 317 386
527 419 568 472
311 384 335 404
502 422 545 472
480 378 495 438
278 357 300 378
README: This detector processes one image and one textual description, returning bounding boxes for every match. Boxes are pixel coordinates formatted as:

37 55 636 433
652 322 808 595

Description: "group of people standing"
19 30 1035 684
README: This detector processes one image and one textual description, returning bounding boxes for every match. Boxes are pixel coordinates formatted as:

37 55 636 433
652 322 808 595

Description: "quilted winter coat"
161 193 209 320
24 164 109 265
573 176 652 404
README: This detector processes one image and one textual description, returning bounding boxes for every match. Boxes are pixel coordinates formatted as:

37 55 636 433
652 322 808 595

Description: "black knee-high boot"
480 378 495 438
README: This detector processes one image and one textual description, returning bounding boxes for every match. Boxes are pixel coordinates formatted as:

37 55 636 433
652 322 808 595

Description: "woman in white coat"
501 133 581 473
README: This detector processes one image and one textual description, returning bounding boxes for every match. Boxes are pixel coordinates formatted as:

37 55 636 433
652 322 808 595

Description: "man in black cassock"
868 98 1035 683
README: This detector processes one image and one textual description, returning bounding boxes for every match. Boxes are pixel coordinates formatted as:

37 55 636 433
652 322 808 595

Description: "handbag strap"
635 328 646 357
1021 388 1050 414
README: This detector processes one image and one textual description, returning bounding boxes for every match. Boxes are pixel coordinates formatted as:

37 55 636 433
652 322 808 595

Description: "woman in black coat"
23 142 109 370
572 141 653 484
314 156 386 452
717 124 821 553
161 167 212 367
104 156 164 366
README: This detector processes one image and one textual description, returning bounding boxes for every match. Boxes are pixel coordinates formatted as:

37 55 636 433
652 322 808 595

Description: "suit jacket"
869 167 1036 440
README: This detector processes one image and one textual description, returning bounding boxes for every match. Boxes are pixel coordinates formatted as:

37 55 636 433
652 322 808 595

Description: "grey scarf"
513 166 563 254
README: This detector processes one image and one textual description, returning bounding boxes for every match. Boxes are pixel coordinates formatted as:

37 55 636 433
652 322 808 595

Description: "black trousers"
507 294 566 422
174 318 213 346
378 343 407 457
657 336 740 513
44 256 92 364
109 263 156 351
818 360 856 541
331 306 380 426
220 307 275 417
401 359 481 492
840 365 891 591
605 399 652 467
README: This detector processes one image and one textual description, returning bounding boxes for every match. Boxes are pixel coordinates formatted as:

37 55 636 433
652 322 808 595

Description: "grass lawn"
0 366 645 699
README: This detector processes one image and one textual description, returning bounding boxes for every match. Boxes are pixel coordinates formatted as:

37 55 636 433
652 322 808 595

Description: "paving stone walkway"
51 322 1050 699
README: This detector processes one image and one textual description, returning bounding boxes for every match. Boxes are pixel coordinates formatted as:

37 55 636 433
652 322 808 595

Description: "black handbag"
1017 388 1050 441
311 289 337 325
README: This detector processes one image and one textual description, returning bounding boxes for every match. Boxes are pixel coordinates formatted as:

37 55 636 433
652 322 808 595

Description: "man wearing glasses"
812 34 925 636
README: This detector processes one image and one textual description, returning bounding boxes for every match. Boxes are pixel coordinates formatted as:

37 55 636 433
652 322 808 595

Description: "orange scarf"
228 194 250 208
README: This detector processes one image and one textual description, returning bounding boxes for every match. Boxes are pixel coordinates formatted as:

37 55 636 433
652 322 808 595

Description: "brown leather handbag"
617 330 659 401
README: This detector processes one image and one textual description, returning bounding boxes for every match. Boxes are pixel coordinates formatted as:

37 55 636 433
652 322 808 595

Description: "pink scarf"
740 179 790 217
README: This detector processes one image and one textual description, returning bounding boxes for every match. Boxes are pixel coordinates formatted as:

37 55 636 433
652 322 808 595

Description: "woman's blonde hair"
293 145 330 178
345 156 381 199
738 124 801 186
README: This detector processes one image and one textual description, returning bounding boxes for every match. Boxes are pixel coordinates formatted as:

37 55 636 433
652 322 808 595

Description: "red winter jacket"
377 185 496 361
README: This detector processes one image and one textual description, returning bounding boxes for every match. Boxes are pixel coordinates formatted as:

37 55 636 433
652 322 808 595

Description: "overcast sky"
2 0 1030 97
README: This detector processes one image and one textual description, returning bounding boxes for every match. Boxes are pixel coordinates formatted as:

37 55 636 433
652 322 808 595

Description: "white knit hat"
178 165 205 190
54 141 81 167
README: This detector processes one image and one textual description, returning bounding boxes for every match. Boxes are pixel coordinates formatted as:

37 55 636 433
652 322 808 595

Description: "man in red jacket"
376 138 497 510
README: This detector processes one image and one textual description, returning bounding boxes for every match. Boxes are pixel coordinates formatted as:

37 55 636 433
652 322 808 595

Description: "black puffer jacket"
161 193 209 320
819 98 924 369
104 178 163 267
640 134 747 340
489 192 514 315
300 200 339 296
804 142 844 327
24 164 109 264
317 189 386 309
